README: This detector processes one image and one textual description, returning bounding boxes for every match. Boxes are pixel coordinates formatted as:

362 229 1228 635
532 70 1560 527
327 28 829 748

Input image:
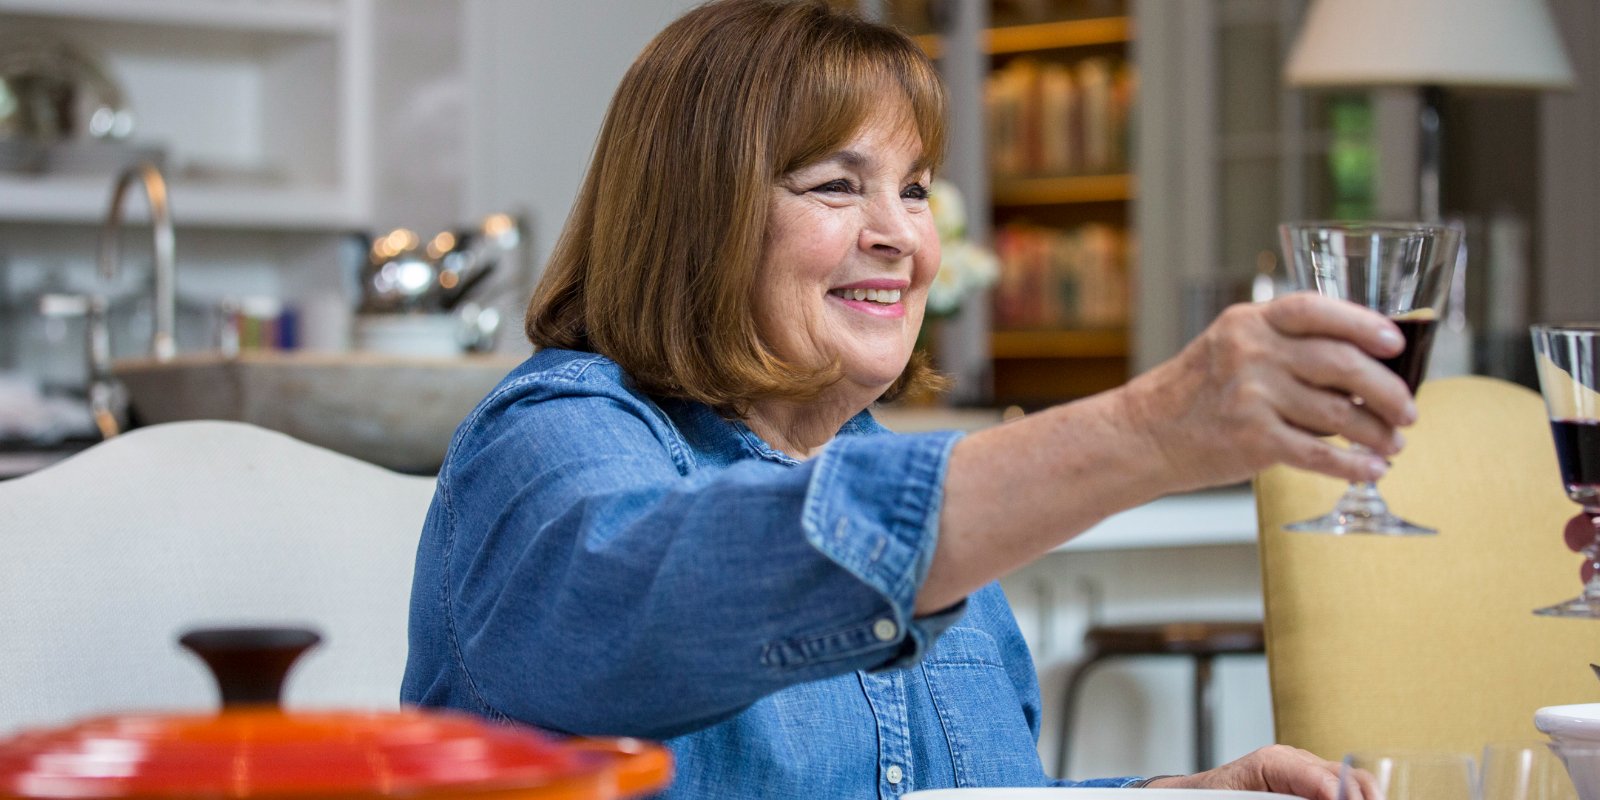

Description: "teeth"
835 288 902 304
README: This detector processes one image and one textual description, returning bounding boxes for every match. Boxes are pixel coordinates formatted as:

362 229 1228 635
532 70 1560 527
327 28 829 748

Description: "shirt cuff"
799 429 964 667
1049 776 1150 788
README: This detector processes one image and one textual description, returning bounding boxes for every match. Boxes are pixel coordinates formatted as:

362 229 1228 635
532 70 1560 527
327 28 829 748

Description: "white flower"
928 178 967 242
926 180 998 317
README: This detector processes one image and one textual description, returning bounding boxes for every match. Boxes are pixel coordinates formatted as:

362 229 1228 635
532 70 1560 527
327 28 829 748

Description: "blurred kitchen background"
2 0 1597 783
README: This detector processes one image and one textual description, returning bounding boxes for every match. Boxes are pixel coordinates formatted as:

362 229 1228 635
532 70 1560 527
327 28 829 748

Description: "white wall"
462 0 701 281
372 0 466 236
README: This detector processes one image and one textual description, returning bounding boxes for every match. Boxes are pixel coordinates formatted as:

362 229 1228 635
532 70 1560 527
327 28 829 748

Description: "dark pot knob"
178 627 321 708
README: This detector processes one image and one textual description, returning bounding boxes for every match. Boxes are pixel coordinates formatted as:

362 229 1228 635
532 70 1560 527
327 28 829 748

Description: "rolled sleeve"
799 430 966 669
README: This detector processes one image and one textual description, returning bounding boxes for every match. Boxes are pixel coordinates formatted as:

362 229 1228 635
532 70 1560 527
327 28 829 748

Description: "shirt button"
872 618 898 641
886 764 904 784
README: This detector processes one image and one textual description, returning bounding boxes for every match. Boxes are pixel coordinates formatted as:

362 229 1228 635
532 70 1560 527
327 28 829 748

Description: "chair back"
1255 375 1600 758
0 421 435 735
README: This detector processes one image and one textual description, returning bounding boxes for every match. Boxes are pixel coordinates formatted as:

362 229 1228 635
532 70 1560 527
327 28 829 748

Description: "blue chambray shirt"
402 348 1140 797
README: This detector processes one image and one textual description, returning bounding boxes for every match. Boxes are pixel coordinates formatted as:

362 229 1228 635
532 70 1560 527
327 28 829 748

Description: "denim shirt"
402 348 1140 797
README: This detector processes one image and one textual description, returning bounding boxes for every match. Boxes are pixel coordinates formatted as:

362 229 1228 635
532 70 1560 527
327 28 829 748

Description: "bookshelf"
990 173 1134 206
903 2 1136 407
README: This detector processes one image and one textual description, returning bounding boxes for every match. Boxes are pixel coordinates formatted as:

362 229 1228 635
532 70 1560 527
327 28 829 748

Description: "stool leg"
1193 653 1216 772
1055 653 1105 779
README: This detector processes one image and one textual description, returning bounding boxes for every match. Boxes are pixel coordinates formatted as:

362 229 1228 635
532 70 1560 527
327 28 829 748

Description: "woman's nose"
859 193 921 259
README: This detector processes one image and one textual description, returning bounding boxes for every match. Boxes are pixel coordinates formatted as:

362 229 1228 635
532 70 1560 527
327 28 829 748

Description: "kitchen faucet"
100 161 176 361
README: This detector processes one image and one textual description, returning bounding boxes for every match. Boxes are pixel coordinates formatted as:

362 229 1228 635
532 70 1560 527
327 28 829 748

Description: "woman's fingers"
1153 744 1353 800
1270 423 1391 484
1272 379 1404 457
1262 292 1406 362
1276 336 1417 430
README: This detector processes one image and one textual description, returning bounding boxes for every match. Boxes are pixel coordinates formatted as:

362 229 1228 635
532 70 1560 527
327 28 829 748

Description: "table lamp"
1284 0 1574 222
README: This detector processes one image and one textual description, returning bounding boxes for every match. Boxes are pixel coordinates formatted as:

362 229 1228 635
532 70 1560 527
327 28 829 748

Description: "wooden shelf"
913 16 1132 59
990 328 1128 359
0 0 343 33
991 173 1133 206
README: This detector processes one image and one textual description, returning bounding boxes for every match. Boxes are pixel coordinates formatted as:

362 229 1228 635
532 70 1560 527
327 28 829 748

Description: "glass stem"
1584 512 1600 601
1332 443 1390 518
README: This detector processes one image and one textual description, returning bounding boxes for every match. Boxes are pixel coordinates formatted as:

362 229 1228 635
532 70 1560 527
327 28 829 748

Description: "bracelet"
1129 775 1185 788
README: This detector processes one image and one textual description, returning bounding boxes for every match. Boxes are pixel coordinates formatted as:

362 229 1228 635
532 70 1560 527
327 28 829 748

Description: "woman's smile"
827 279 910 318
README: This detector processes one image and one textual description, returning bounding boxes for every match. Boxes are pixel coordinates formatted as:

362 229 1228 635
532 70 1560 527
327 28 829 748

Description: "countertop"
0 440 96 481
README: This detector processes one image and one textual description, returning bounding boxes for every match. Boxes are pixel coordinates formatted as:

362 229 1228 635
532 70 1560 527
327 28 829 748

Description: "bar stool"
1054 620 1265 778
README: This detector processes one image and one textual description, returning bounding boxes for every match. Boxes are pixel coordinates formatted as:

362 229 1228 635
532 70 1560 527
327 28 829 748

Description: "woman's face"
753 106 940 396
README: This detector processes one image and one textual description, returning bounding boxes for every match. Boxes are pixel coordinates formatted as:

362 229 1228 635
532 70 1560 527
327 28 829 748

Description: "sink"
113 351 524 473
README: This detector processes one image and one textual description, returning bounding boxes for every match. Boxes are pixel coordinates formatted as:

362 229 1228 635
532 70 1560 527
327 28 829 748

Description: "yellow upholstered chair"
1255 375 1600 759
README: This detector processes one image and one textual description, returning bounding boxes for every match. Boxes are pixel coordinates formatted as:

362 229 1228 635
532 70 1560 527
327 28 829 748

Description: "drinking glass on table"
1337 751 1476 800
1481 741 1579 800
1531 324 1600 618
1279 221 1463 535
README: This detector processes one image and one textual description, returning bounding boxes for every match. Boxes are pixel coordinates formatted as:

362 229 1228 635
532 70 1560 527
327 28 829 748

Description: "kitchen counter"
0 440 97 481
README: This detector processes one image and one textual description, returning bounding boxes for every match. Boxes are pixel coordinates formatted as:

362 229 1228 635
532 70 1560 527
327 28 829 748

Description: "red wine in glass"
1381 312 1439 395
1551 418 1600 508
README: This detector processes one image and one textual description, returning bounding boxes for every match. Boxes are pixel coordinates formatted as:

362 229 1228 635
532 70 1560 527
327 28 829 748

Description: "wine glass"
1279 221 1463 535
1530 324 1600 618
1337 751 1476 800
1481 742 1579 800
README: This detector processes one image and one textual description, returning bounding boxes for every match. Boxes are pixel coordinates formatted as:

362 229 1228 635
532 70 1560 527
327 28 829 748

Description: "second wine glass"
1530 324 1600 618
1279 221 1463 536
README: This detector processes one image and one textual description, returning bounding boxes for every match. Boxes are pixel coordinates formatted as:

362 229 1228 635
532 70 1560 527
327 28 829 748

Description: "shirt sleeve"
427 374 965 739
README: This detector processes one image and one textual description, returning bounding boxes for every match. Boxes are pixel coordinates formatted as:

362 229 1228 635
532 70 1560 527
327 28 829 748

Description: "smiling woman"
404 1 1401 798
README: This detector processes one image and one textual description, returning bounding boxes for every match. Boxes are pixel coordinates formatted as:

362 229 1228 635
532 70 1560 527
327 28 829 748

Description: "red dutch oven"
0 628 672 799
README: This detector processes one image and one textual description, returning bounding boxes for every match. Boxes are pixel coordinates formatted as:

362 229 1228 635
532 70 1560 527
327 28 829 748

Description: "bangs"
772 22 947 177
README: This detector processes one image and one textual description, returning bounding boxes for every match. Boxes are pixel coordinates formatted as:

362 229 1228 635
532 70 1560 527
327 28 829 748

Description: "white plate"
1536 703 1600 742
904 789 1304 800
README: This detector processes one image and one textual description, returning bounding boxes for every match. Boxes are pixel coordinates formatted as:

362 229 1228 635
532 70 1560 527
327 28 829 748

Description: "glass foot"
1533 595 1600 619
1283 510 1437 536
1283 477 1436 536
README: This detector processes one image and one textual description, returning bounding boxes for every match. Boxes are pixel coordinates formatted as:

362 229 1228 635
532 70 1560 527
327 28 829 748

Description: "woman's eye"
902 182 930 201
809 178 857 194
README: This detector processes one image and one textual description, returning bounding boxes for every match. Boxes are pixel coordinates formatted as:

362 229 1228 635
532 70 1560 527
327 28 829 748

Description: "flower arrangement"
925 178 999 317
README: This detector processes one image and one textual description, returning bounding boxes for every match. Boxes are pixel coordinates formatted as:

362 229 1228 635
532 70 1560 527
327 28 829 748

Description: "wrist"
1096 378 1187 501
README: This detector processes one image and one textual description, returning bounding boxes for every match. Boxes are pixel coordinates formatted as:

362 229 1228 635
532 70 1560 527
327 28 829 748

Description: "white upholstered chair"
0 421 436 735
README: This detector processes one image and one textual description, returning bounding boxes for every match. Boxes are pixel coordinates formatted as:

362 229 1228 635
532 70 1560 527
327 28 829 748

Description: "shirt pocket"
921 626 1045 787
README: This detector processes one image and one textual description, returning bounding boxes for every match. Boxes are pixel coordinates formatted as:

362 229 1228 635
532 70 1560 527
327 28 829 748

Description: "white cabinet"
0 0 373 229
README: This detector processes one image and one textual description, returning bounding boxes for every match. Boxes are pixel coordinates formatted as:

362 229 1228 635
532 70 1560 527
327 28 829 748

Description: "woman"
402 2 1410 797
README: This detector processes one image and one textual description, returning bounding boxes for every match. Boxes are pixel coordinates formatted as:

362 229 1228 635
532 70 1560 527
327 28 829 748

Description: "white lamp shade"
1285 0 1574 90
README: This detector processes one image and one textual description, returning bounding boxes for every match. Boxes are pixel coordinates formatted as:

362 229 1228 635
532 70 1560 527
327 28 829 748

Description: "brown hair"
525 0 948 414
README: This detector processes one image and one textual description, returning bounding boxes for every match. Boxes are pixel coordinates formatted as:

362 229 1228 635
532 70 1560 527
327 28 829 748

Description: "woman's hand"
1146 745 1358 800
1120 293 1416 492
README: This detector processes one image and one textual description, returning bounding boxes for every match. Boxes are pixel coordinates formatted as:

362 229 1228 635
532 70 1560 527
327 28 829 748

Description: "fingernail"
1377 328 1403 350
1402 401 1418 425
1366 457 1390 481
1391 431 1406 453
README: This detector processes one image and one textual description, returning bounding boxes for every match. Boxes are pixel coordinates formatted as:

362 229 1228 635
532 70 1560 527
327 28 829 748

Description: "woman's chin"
842 359 912 396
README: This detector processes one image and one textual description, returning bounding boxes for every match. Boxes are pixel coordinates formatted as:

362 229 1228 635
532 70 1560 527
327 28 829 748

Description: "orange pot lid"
0 628 672 800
